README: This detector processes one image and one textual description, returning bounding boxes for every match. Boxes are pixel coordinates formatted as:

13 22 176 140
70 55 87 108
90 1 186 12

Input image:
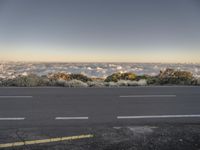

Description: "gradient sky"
0 0 200 63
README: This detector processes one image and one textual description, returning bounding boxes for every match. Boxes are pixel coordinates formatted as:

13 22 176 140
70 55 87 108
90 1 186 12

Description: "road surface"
0 86 200 145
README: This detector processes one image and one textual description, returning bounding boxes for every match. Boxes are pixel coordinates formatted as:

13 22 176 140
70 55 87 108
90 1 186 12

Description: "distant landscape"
0 62 199 87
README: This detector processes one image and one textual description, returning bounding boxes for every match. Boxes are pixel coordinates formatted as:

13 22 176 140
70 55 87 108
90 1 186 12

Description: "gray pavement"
0 86 200 145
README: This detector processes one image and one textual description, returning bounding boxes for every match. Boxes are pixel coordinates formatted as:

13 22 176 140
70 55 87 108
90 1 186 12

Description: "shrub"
136 75 148 80
117 80 128 86
105 79 147 87
64 80 88 87
104 82 119 87
0 69 198 87
49 73 92 82
146 77 160 85
55 79 66 86
156 68 194 85
69 74 92 82
105 72 137 82
197 77 200 85
87 81 104 87
2 74 48 87
137 79 147 86
125 79 147 86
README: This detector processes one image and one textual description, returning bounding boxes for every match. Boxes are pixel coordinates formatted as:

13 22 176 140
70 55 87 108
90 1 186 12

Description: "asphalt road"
0 86 200 125
0 86 200 145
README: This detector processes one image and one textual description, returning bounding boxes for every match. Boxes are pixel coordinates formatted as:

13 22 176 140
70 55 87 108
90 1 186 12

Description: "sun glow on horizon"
0 46 199 64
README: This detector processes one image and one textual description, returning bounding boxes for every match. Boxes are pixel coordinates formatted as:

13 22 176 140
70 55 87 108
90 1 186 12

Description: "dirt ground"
2 124 200 150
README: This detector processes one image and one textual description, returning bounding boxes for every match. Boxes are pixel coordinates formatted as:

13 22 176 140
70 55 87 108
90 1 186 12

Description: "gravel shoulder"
1 124 200 150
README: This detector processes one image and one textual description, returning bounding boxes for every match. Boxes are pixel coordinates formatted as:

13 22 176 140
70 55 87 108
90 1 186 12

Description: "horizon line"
0 60 199 65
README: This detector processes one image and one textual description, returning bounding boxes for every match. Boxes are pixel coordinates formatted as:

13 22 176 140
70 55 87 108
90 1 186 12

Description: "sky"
0 0 200 63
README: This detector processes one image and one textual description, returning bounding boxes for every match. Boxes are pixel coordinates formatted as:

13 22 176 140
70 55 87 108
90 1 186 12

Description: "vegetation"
0 68 199 87
49 73 92 82
145 69 196 85
0 74 50 87
105 72 137 82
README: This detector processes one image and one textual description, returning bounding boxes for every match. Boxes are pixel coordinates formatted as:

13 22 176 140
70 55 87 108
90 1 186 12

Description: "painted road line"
0 118 25 121
55 117 89 120
119 95 176 98
0 96 33 98
0 87 62 89
117 114 200 119
0 134 93 148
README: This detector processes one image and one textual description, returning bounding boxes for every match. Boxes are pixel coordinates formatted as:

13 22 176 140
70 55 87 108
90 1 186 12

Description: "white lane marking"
55 117 89 120
0 96 32 98
117 114 200 119
0 118 25 120
120 95 176 98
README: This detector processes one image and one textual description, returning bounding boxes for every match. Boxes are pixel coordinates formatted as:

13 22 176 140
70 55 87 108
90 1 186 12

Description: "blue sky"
0 0 200 63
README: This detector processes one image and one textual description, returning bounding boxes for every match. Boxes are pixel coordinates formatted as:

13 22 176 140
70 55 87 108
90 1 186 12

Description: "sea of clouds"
0 62 200 79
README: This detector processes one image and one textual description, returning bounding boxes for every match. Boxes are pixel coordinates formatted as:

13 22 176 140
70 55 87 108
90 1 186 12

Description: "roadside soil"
2 124 200 150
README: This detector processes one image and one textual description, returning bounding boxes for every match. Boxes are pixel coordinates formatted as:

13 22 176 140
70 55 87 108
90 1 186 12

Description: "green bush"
49 73 92 82
105 72 137 82
0 69 198 87
69 74 92 82
158 68 194 85
2 74 48 87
